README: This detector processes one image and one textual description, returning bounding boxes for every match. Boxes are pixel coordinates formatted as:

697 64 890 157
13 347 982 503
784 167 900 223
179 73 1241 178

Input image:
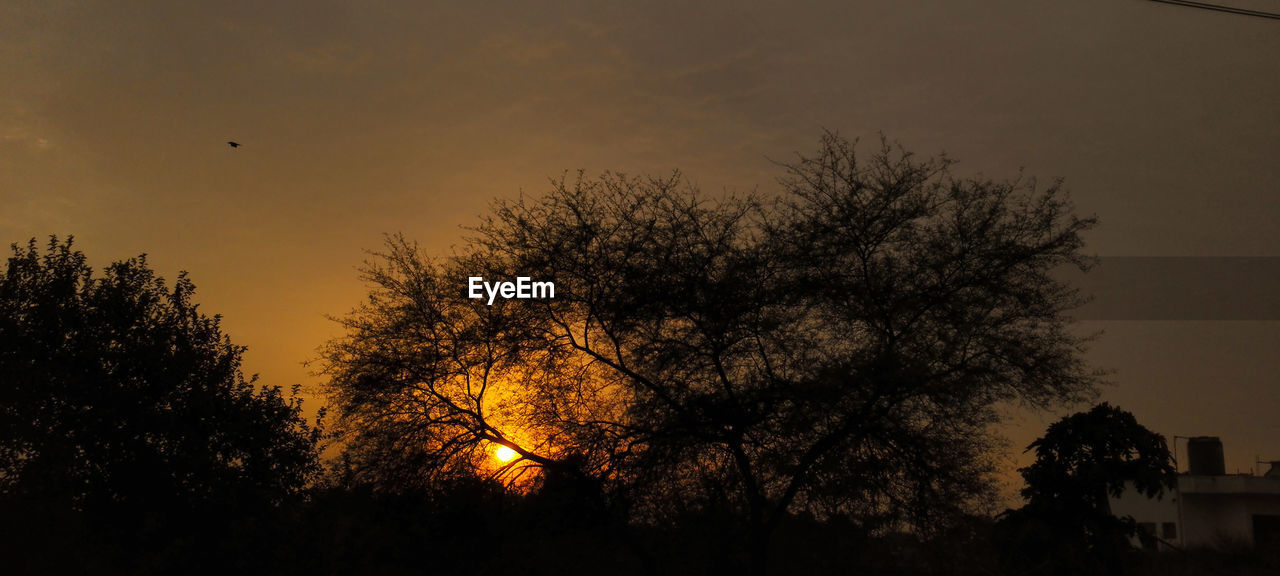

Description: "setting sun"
493 445 518 463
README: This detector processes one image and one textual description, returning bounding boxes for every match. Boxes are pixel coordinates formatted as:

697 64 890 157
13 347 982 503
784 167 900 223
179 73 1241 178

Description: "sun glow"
493 444 518 463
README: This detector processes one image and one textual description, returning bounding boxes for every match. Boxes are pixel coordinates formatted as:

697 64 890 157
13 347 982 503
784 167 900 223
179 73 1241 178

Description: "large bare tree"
320 133 1099 572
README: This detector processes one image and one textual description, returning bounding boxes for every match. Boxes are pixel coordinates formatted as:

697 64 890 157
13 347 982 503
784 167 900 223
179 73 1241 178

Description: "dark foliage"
998 403 1175 576
1020 402 1174 514
0 236 322 574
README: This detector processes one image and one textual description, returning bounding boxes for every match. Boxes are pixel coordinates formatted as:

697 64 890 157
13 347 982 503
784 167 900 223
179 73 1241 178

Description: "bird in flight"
227 141 240 148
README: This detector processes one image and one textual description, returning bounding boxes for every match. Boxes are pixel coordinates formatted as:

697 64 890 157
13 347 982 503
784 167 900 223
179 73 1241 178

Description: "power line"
1148 0 1280 20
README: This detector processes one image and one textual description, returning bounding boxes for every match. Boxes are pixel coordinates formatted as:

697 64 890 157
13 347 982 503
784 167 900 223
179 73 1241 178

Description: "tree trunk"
745 522 772 576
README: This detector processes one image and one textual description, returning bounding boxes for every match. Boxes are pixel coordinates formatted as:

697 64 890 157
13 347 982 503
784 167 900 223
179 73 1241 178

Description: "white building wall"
1108 481 1180 546
1181 493 1280 548
1109 474 1280 550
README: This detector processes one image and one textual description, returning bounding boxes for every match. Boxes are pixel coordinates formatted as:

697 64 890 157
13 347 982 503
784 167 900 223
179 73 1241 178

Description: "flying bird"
227 141 240 148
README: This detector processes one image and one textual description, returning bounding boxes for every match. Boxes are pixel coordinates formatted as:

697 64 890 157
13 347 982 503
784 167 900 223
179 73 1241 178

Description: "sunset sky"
3 0 1278 491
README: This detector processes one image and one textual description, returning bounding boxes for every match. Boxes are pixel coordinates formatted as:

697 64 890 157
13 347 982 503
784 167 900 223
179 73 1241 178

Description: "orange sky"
3 0 1279 498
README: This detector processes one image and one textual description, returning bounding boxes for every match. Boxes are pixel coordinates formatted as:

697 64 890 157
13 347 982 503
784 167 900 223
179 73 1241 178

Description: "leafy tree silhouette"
321 133 1100 574
999 402 1175 576
0 236 322 574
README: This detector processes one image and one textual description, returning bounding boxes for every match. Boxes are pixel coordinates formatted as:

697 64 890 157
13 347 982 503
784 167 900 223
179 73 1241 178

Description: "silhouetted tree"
999 402 1174 575
321 133 1099 574
0 237 322 572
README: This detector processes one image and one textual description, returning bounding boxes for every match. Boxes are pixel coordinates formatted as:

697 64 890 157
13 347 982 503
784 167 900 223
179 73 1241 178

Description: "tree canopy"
998 403 1174 576
1020 402 1175 516
321 133 1100 570
0 237 322 519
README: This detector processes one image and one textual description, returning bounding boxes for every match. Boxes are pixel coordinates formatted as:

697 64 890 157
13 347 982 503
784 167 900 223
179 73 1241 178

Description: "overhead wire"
1147 0 1280 20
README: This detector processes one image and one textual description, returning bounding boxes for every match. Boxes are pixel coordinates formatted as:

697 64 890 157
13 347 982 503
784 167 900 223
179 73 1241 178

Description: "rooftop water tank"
1187 436 1225 475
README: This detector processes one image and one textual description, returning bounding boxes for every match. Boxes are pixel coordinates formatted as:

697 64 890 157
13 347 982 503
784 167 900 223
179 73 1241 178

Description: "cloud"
0 102 55 151
2 125 54 150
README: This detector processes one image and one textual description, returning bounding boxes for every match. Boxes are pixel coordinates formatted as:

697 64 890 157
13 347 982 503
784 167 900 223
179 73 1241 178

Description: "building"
1109 436 1280 551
